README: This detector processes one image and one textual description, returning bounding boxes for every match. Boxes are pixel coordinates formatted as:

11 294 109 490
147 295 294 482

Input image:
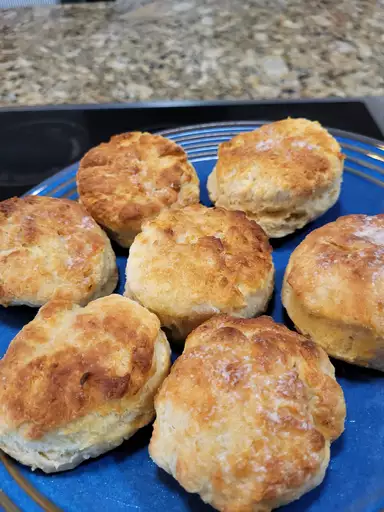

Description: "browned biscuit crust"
207 118 344 238
0 196 117 307
77 132 200 247
150 315 345 512
283 214 384 370
125 205 274 340
0 295 171 472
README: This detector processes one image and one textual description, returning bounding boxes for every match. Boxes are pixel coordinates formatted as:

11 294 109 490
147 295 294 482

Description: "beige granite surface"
0 0 383 106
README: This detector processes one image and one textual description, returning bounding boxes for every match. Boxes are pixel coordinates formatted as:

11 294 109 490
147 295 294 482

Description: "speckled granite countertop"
0 0 383 106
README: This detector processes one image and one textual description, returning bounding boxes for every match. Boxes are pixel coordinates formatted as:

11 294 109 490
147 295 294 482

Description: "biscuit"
125 205 274 340
0 196 117 307
282 214 384 371
150 315 345 512
207 118 344 238
0 295 171 472
77 132 200 247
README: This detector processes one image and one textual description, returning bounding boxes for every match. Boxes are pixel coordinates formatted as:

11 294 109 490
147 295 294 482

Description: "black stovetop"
0 99 383 201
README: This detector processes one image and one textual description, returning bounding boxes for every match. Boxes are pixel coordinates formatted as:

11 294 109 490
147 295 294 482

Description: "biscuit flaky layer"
150 315 345 512
0 196 117 307
283 214 384 371
125 205 274 340
0 295 171 472
77 132 200 247
207 118 344 238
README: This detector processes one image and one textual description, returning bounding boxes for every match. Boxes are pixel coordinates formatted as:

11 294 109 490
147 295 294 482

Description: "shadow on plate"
111 240 130 259
111 424 153 464
0 305 36 330
157 468 215 511
332 358 384 382
330 430 345 458
282 308 296 331
270 201 342 251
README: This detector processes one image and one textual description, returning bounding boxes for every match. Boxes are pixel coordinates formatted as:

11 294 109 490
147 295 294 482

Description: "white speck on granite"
261 56 289 79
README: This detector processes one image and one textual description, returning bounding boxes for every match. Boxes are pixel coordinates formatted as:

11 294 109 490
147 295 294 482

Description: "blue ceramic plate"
1 122 384 512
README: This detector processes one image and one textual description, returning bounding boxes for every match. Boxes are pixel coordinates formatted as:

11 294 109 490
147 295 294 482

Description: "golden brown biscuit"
125 205 274 340
207 118 344 238
282 214 384 371
0 295 171 472
0 196 117 307
150 315 345 512
77 132 200 247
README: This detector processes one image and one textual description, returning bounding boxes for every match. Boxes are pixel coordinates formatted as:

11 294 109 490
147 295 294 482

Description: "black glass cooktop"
0 99 383 201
